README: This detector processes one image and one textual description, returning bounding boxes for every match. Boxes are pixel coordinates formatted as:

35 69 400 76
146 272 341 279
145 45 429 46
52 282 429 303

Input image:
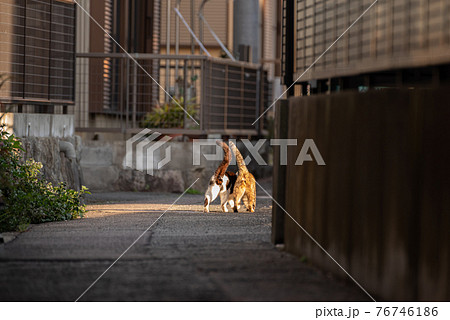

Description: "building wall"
160 0 229 51
262 0 278 79
0 0 76 104
75 0 161 127
0 0 14 97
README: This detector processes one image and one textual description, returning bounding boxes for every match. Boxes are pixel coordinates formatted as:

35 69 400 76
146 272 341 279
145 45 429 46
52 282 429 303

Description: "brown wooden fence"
273 87 450 301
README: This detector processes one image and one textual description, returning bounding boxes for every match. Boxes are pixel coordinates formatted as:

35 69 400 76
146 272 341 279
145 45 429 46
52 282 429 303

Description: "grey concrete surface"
79 139 272 192
0 181 369 301
3 113 74 138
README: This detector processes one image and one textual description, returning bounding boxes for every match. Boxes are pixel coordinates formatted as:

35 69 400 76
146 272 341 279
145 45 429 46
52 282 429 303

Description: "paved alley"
0 186 369 301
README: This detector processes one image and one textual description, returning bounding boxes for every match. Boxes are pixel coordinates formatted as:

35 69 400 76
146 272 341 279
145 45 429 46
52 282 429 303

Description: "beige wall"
160 0 230 52
160 0 279 68
262 0 278 78
0 0 15 98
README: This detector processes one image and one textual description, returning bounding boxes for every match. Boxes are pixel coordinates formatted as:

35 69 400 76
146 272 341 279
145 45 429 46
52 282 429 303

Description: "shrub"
0 124 89 232
141 97 199 129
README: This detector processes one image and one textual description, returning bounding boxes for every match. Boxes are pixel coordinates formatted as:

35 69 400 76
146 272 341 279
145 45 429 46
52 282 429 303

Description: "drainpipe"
166 0 171 101
59 141 76 160
175 0 181 89
233 0 260 63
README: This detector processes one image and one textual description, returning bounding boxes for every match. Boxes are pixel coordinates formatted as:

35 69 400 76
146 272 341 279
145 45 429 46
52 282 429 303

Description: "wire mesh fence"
75 53 270 135
291 0 450 82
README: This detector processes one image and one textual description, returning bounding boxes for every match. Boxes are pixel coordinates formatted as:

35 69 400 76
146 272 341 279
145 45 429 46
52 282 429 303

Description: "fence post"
125 57 130 130
255 66 262 135
132 60 137 128
183 60 188 129
200 59 204 131
224 64 228 131
272 99 289 245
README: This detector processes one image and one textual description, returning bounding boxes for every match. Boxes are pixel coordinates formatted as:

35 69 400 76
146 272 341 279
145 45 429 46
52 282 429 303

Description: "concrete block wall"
1 113 74 138
19 136 83 191
79 140 225 193
0 113 82 191
79 138 272 193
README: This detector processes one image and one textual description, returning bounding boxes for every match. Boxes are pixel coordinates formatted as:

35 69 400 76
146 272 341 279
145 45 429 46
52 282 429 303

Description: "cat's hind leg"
233 187 245 213
219 189 229 212
203 183 220 212
244 189 256 212
242 194 249 209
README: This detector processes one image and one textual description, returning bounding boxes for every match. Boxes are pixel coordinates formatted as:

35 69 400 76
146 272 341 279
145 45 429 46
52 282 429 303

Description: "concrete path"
0 183 369 301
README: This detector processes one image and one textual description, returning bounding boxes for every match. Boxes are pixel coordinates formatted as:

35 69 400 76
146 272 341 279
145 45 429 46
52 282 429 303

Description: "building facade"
0 0 76 113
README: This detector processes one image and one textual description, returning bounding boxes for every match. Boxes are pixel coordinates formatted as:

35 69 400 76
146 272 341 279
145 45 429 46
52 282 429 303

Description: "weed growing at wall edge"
0 124 89 232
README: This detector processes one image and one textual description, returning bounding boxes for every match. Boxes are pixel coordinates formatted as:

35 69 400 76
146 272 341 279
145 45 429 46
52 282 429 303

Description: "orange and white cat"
228 141 256 212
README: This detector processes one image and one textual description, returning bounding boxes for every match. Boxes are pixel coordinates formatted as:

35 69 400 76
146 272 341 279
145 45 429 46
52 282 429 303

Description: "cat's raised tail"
214 140 231 184
228 141 248 174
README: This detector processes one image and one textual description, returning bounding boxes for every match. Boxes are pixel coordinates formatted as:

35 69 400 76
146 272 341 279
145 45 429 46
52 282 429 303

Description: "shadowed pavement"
0 183 370 301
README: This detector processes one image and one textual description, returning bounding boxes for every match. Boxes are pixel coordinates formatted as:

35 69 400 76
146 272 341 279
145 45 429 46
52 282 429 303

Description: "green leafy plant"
185 188 202 195
141 97 199 129
0 125 89 232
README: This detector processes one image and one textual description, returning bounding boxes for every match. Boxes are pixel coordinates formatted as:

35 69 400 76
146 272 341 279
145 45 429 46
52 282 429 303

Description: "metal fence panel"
75 54 268 135
0 0 75 105
291 0 450 81
203 59 260 133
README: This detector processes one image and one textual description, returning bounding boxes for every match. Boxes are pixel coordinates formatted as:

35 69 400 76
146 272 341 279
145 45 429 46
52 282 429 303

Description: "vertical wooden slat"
271 99 289 244
282 87 450 301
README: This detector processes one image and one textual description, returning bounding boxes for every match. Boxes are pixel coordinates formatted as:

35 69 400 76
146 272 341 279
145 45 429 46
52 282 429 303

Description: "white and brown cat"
203 141 237 213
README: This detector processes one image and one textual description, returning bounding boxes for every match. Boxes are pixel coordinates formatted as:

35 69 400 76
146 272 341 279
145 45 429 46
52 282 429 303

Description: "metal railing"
75 53 270 136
